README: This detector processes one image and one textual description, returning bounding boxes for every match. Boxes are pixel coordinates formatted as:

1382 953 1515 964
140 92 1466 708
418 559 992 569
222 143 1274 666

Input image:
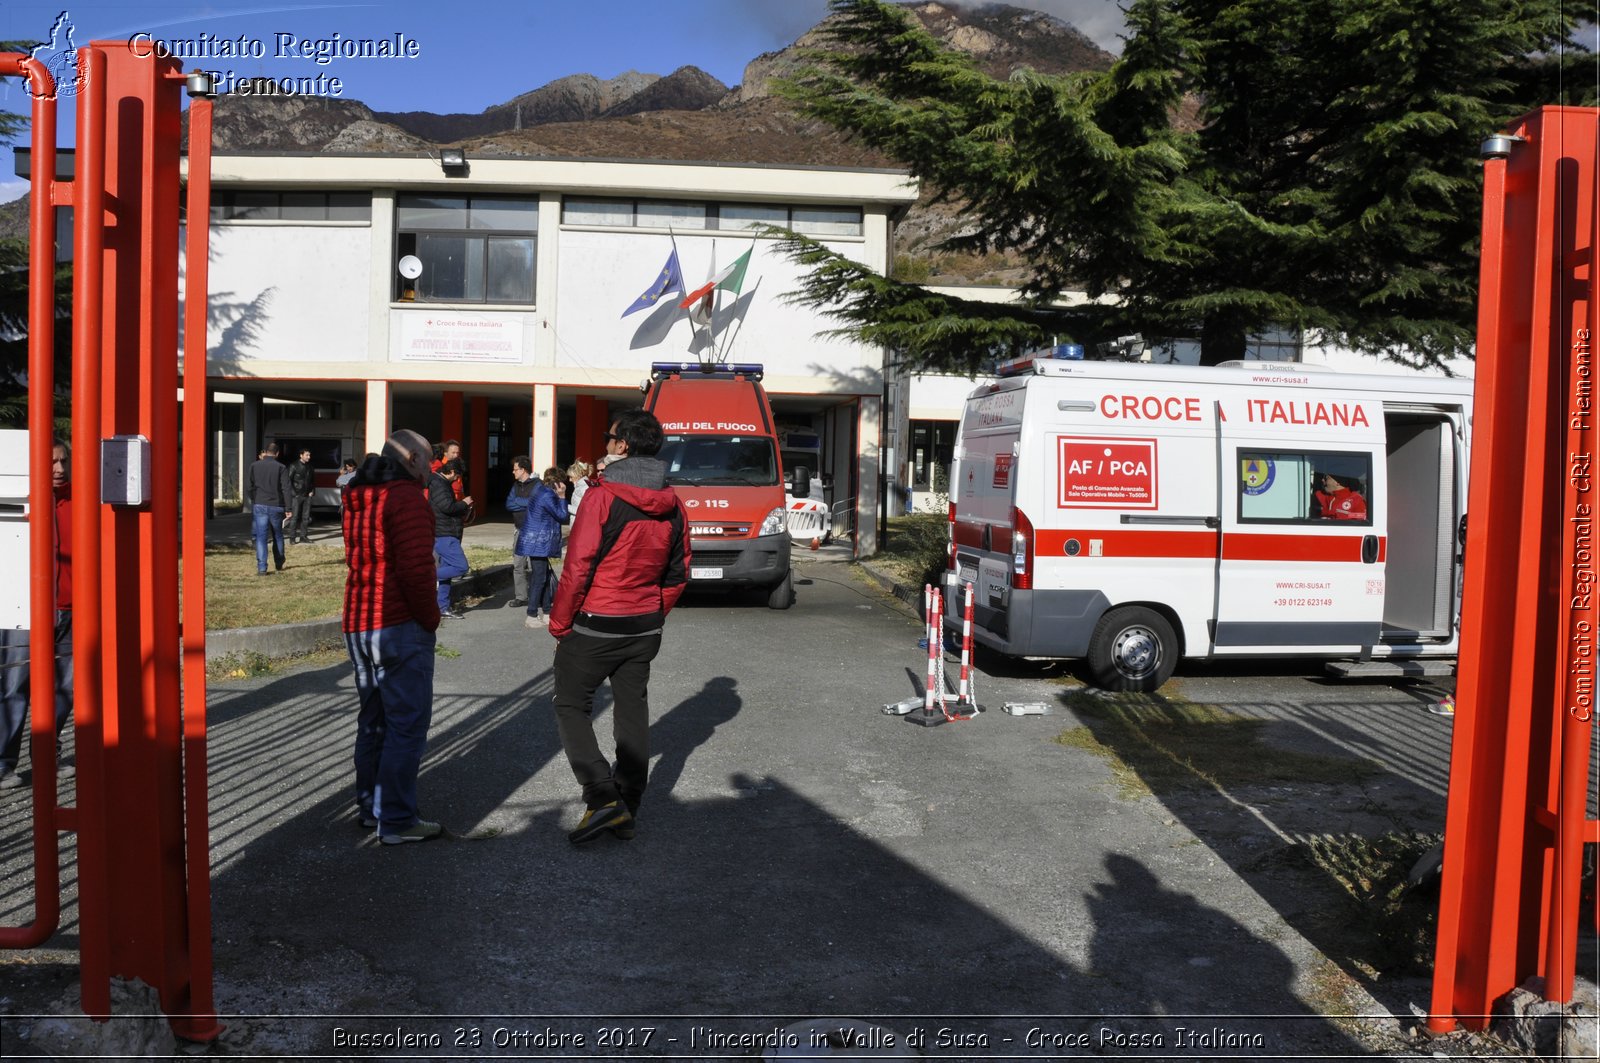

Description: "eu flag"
622 250 685 317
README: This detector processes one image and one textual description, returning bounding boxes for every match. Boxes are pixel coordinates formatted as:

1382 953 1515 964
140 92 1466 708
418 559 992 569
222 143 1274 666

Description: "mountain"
12 3 1118 285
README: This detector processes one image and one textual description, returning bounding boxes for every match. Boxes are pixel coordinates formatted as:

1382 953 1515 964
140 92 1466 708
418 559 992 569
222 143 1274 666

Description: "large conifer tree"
777 0 1594 370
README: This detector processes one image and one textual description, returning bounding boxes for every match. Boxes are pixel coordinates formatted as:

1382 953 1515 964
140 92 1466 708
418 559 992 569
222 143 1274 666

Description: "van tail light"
1012 507 1034 590
947 501 957 570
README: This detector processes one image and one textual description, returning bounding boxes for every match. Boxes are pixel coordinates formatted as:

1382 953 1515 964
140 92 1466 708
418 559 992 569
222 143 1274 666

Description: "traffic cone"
808 537 821 550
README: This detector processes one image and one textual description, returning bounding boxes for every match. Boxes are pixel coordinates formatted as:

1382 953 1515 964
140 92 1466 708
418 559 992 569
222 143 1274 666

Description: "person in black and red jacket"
548 408 690 844
341 430 444 845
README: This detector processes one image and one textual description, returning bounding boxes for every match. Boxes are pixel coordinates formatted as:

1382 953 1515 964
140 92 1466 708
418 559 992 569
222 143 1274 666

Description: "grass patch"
871 513 950 589
1299 831 1443 977
1051 688 1380 799
201 544 513 631
206 643 347 683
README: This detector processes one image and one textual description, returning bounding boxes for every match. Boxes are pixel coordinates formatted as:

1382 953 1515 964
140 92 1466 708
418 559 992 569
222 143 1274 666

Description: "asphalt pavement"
0 539 1594 1060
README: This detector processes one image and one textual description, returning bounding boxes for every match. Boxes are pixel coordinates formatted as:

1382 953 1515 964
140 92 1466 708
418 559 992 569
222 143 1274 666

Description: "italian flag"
678 247 752 309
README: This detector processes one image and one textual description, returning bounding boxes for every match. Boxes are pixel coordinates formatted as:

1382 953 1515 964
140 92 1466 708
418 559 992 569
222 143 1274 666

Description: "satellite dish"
397 255 423 280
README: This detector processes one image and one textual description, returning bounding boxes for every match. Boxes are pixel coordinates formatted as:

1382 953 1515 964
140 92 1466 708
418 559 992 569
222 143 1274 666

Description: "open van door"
1212 397 1388 654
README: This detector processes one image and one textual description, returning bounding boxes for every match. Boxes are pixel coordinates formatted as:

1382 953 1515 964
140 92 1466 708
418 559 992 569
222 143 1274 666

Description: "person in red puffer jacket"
549 408 690 844
341 429 444 846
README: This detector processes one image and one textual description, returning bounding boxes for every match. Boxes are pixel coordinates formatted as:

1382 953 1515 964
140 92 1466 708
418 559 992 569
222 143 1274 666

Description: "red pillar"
440 390 464 455
1429 106 1600 1032
574 395 605 466
468 395 488 512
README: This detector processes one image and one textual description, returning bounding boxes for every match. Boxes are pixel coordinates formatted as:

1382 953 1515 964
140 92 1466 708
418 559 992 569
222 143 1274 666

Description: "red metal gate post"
0 49 61 952
1430 106 1600 1032
67 41 218 1039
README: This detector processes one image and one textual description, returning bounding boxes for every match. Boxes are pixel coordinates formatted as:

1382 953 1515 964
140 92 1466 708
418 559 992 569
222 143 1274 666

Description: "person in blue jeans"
245 442 292 574
513 466 568 628
341 430 444 845
428 460 474 619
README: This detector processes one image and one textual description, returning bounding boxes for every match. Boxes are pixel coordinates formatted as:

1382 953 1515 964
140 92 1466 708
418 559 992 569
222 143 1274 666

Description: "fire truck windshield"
659 434 779 486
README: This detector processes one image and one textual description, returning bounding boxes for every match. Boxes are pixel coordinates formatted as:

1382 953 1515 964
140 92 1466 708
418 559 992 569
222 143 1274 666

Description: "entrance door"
1212 398 1388 653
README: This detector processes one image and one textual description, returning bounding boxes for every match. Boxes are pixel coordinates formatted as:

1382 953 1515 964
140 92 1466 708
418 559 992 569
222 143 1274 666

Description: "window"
559 197 863 237
1237 450 1372 525
659 435 779 486
910 420 958 492
210 190 370 222
395 194 538 304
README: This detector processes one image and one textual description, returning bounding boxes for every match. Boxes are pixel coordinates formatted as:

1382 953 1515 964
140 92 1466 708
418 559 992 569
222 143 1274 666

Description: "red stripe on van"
1031 528 1382 563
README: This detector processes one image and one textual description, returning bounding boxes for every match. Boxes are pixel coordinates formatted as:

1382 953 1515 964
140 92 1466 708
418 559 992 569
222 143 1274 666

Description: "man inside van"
1314 471 1368 521
548 409 690 844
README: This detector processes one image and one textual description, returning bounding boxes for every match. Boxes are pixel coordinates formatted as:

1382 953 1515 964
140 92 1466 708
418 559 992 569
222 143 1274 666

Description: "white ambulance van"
945 355 1473 690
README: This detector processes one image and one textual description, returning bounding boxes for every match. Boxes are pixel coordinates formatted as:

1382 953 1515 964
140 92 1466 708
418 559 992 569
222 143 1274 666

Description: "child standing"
514 466 569 628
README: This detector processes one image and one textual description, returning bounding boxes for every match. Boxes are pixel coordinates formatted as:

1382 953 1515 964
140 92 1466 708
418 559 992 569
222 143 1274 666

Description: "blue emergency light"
650 361 764 380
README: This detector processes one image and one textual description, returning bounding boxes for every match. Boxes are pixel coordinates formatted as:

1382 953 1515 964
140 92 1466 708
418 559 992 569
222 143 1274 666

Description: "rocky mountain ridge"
6 3 1117 283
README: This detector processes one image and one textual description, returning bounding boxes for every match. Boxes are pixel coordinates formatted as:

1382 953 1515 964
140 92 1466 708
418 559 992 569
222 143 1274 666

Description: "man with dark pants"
342 430 444 844
504 456 537 608
0 438 73 789
428 459 474 620
288 447 315 543
246 442 293 574
548 409 689 843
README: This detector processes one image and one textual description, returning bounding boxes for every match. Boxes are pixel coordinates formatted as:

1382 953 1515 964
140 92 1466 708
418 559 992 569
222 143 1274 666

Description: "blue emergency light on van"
1052 343 1085 359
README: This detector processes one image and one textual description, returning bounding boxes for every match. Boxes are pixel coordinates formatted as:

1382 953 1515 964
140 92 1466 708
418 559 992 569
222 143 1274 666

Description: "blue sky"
0 0 1129 201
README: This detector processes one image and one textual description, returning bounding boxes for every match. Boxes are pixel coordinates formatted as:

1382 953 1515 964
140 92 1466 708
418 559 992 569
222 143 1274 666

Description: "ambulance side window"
1236 450 1372 525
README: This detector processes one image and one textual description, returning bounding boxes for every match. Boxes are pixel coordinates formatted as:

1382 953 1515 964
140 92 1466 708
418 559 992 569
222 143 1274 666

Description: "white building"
189 150 919 554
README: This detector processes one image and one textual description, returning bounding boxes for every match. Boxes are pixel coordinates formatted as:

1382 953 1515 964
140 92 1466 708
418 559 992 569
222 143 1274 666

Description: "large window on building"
211 190 370 222
560 197 863 237
395 194 538 304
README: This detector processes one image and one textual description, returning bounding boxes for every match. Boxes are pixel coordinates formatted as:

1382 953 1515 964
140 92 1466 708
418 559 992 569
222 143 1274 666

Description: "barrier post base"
905 706 948 727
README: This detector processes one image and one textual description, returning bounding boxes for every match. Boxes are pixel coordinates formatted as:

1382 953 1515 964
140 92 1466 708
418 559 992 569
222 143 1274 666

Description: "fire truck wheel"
1086 606 1177 692
766 569 794 610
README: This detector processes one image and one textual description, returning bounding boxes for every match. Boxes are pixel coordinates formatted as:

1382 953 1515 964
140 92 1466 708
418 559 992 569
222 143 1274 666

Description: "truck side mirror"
791 466 811 499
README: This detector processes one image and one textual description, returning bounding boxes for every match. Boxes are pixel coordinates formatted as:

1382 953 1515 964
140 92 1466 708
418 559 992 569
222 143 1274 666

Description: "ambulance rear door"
952 380 1024 633
1212 392 1388 654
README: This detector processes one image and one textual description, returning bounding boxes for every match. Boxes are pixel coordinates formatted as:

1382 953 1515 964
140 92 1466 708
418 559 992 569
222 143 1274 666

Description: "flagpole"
714 236 759 362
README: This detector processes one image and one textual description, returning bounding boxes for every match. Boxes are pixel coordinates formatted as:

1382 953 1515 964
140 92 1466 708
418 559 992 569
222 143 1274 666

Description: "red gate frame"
0 42 218 1040
1431 106 1600 1031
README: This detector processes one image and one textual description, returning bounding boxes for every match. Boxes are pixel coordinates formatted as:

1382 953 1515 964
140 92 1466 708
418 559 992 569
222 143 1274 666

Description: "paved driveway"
2 554 1572 1059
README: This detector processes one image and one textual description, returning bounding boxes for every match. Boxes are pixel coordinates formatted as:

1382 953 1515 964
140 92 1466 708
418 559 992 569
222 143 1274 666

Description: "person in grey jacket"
246 442 293 574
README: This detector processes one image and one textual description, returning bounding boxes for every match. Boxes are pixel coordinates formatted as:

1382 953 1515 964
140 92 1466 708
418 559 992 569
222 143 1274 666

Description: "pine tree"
777 0 1594 370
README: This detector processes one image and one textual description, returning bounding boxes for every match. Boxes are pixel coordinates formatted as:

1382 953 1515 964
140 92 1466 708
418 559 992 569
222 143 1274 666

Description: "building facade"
190 151 919 554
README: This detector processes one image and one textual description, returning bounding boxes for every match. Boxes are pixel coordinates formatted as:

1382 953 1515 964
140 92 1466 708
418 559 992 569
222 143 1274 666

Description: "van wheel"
766 570 794 610
1086 607 1176 692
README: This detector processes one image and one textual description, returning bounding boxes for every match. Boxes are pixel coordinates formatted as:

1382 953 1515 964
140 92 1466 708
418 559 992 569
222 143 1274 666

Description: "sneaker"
358 810 378 829
257 569 271 576
380 819 442 845
0 768 21 790
567 801 632 844
441 609 465 620
613 793 640 839
509 598 528 608
275 560 285 571
524 614 547 629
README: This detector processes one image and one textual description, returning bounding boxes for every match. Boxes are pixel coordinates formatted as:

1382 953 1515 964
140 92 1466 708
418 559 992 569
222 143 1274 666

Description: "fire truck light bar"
650 361 764 380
